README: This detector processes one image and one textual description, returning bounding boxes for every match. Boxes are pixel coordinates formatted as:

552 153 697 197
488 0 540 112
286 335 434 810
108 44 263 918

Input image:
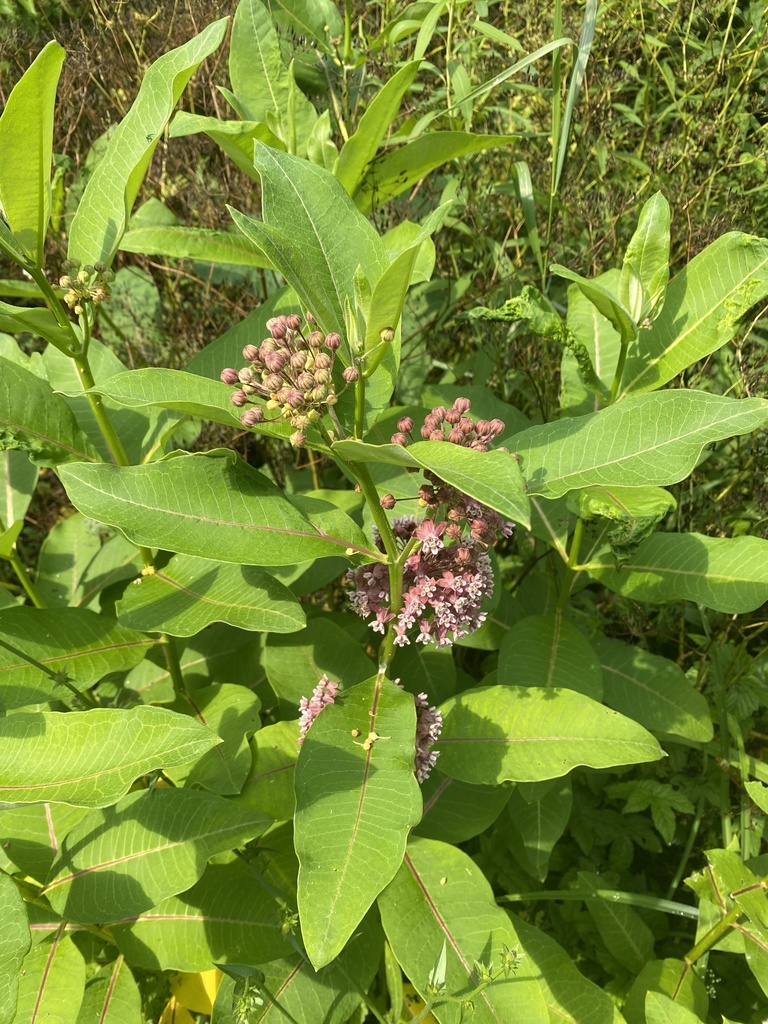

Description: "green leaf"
116 553 305 637
169 112 284 179
88 368 246 428
211 912 382 1024
622 233 768 395
619 192 670 325
0 301 74 351
578 870 654 972
264 618 374 712
594 636 712 742
438 685 664 784
498 613 603 700
35 513 102 608
74 533 142 610
0 449 37 528
623 959 708 1024
237 719 298 821
561 269 622 416
644 992 705 1024
0 356 100 466
229 0 317 155
12 932 85 1024
551 264 637 346
512 917 627 1024
165 683 262 795
333 439 531 529
355 132 517 214
378 838 549 1024
266 0 343 53
58 451 378 566
335 61 421 197
414 770 511 843
391 645 456 705
0 872 30 1024
294 677 422 968
43 788 270 923
0 607 155 710
585 532 768 613
0 41 65 264
230 144 388 338
109 860 293 971
75 958 141 1024
0 803 88 883
68 19 228 266
513 391 768 498
0 706 221 807
504 778 572 881
120 224 273 267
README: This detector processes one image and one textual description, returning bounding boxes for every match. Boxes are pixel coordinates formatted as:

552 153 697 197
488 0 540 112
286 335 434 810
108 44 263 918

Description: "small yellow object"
168 969 222 1014
402 983 438 1022
158 998 195 1024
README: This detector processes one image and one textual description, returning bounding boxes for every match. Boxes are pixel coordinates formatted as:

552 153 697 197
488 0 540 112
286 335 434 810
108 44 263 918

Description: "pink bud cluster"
220 313 358 446
347 515 494 648
297 674 340 745
391 398 514 546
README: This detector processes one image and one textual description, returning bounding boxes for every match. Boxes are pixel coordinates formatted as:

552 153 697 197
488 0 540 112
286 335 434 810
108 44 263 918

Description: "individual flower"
297 674 340 745
219 313 356 446
347 516 494 648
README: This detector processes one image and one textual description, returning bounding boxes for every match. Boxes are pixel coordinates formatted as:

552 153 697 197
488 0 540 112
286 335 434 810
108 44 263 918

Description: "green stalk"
354 371 366 438
607 338 630 404
556 514 584 611
162 634 187 698
499 888 698 920
4 544 46 608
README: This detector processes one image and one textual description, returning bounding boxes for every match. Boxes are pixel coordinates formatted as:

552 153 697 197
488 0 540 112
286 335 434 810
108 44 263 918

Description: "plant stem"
354 372 366 438
607 338 629 403
162 634 186 698
556 514 584 611
6 547 46 607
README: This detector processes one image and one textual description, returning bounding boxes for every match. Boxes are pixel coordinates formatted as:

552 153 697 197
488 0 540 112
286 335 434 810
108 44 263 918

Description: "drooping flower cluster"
297 674 340 745
59 259 114 315
391 398 515 546
220 313 357 446
347 515 495 648
414 690 442 783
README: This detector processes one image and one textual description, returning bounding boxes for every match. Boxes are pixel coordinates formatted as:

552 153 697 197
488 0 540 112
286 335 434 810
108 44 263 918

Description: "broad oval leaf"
68 19 228 266
0 803 88 884
0 606 155 710
504 778 572 882
498 613 603 700
378 837 549 1024
0 871 30 1024
87 369 243 428
77 958 142 1024
414 770 511 844
0 706 221 807
594 636 713 742
584 532 768 613
437 685 663 784
116 553 305 636
0 356 100 466
622 233 768 395
333 438 531 529
237 719 298 821
58 451 378 566
110 861 292 971
43 788 271 923
13 932 85 1024
120 224 273 267
35 513 102 608
0 41 65 264
230 143 388 339
513 391 768 498
294 676 422 969
561 270 622 416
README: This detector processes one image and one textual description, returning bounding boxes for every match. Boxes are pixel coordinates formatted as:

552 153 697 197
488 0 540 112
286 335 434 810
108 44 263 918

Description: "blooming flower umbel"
297 674 340 745
220 312 355 446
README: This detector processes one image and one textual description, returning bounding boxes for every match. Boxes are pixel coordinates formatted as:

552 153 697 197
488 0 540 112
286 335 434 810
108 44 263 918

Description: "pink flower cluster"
297 674 340 745
347 516 494 648
414 690 442 782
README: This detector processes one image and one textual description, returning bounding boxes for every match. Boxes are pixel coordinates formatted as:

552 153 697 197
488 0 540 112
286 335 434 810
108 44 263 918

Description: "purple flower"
414 692 442 782
298 674 340 745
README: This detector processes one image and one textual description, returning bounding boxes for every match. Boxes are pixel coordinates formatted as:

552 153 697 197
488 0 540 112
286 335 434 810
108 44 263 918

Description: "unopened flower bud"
453 397 472 413
263 373 283 392
308 330 324 348
380 494 396 510
290 351 308 370
297 371 315 390
284 389 304 409
448 428 464 444
264 350 288 372
392 432 408 446
314 368 331 385
220 368 239 385
429 430 444 441
290 429 307 447
230 390 248 407
380 326 395 343
241 382 259 395
269 319 287 340
286 314 302 331
475 419 491 436
242 344 260 361
445 408 461 425
397 417 413 433
489 418 505 436
342 366 359 383
325 332 341 350
305 310 316 324
314 352 332 370
241 407 265 426
238 367 254 384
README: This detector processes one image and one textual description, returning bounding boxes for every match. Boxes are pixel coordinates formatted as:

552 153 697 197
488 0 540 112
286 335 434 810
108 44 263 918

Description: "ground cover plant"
1 1 768 1022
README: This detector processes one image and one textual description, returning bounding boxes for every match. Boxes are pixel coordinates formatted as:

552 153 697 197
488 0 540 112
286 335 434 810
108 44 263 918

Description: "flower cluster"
390 398 515 546
59 259 114 314
347 515 495 648
220 313 357 446
414 690 442 782
297 674 340 745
